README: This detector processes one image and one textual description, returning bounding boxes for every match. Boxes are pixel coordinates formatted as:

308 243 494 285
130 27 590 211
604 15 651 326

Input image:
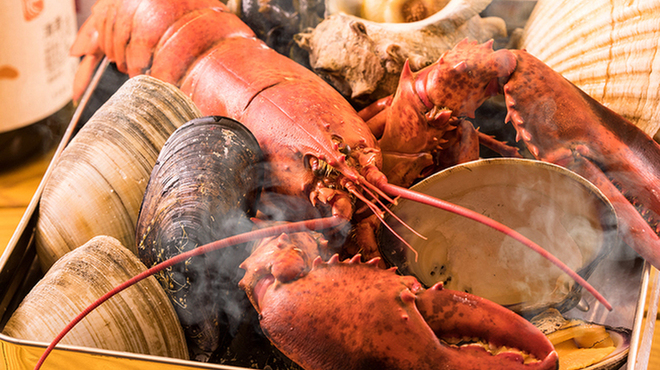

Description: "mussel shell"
35 75 201 272
135 116 264 353
379 158 618 317
2 235 188 359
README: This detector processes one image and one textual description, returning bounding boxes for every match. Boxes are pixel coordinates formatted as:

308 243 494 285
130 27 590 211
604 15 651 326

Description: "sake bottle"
0 0 78 170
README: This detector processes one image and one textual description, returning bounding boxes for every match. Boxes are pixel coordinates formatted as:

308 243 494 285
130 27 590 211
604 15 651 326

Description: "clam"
35 75 201 272
379 158 618 316
295 0 506 104
135 116 264 354
518 0 660 138
2 235 189 359
531 308 630 370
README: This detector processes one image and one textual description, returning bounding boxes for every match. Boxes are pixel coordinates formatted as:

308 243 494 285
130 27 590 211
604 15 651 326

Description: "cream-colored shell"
35 75 201 271
519 0 660 138
3 235 189 359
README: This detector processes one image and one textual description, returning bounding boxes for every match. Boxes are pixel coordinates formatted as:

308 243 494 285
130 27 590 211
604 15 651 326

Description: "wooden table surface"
1 149 660 369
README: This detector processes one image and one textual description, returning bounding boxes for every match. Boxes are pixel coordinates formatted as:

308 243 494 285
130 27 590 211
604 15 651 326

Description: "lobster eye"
331 135 351 156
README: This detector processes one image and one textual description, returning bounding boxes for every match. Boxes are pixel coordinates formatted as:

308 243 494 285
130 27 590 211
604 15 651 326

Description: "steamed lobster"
46 0 630 367
68 0 602 292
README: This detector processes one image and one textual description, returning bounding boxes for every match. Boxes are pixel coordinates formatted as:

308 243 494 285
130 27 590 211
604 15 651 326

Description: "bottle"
0 0 78 170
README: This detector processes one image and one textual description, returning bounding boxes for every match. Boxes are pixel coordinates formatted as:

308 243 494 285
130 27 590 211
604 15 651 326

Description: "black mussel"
136 116 264 355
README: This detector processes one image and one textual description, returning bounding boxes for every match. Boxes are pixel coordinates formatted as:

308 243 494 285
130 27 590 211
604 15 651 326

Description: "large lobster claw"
502 49 660 269
379 39 660 270
239 231 558 370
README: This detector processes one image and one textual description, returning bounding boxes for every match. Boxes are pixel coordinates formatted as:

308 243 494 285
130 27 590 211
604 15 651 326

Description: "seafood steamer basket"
1 5 659 370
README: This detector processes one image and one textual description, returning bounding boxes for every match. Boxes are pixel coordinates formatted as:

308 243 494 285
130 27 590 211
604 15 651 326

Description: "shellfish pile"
3 0 658 369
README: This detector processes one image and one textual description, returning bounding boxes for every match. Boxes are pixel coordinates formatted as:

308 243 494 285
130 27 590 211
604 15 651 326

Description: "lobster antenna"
33 216 346 370
379 182 613 311
347 184 420 262
357 182 427 241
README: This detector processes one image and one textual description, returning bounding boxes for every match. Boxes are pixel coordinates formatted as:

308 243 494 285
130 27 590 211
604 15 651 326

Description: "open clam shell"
531 308 630 370
35 75 201 272
379 158 618 316
2 235 189 359
136 116 264 353
519 0 660 138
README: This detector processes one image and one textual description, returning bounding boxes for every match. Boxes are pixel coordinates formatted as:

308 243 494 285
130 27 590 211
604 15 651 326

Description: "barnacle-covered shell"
136 116 264 353
2 235 188 359
295 0 506 104
519 0 660 138
35 75 201 272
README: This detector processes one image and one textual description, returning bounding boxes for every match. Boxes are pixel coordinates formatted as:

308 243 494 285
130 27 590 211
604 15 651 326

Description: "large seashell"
295 0 506 104
35 75 201 272
379 158 618 317
2 235 189 359
519 0 660 138
136 116 264 354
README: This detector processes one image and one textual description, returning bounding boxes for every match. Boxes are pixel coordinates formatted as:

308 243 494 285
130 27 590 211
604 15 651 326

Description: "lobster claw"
416 283 559 370
502 49 660 269
240 230 559 370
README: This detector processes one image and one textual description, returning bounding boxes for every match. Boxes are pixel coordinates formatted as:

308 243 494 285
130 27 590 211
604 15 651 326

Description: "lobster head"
239 230 559 370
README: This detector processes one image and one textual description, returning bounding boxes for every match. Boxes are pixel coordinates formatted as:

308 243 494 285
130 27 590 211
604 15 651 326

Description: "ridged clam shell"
35 75 201 272
519 0 660 138
2 235 189 359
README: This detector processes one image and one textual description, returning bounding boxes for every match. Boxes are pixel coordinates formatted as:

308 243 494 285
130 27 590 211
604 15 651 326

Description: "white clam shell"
2 235 189 359
519 0 660 138
35 75 201 271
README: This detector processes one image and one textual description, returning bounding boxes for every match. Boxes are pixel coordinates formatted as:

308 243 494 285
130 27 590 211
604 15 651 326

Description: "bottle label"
0 0 79 132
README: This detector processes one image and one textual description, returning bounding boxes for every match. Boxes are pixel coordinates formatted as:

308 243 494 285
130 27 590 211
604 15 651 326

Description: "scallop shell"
519 0 660 138
2 235 189 359
136 116 264 353
35 75 202 272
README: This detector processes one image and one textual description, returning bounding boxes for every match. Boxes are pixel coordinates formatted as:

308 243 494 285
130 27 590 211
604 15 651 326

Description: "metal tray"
0 58 658 370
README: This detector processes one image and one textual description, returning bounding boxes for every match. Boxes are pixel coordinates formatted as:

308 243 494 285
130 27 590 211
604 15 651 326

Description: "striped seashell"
519 0 660 138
